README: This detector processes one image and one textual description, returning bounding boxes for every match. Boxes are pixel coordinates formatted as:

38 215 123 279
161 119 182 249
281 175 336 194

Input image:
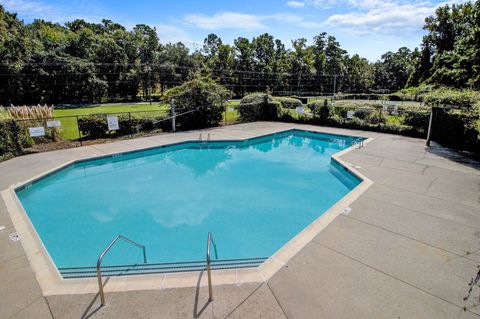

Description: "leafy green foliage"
309 99 332 123
422 88 480 108
431 108 480 152
162 77 231 129
237 93 281 122
272 97 303 109
0 120 28 159
78 114 168 139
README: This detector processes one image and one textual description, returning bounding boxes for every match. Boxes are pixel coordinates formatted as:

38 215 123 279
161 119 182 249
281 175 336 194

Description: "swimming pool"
16 129 363 277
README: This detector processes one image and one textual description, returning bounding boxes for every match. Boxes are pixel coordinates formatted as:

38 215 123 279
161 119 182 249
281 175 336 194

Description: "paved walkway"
1 122 479 318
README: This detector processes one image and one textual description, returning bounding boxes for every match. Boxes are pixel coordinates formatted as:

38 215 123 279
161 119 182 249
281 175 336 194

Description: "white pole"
171 98 176 132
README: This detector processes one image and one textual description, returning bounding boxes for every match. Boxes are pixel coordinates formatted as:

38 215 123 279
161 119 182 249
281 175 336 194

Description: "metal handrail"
97 235 147 306
353 137 364 149
206 232 218 301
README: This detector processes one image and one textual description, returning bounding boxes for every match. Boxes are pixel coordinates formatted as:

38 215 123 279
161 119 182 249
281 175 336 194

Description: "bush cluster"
0 120 29 160
78 115 169 140
272 97 303 109
162 77 231 130
236 93 282 122
431 108 480 153
308 100 332 123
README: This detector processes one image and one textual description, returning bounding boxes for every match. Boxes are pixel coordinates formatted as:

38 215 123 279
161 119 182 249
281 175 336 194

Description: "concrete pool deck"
1 122 479 318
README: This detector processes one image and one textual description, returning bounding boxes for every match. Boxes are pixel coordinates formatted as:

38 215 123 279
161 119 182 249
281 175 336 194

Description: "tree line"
0 0 479 105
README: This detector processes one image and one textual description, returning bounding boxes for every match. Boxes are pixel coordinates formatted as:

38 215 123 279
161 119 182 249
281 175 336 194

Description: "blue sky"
2 0 454 61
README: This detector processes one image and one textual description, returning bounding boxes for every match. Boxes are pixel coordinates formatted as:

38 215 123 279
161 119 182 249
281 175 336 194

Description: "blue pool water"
16 129 362 269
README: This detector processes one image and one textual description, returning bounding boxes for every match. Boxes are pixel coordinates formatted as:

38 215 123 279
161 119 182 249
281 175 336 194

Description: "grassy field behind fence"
2 98 417 140
1 102 241 140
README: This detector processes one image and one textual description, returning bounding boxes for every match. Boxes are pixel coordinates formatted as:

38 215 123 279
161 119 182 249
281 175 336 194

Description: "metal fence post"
426 107 434 147
171 98 176 132
128 112 133 139
76 115 82 146
225 104 227 126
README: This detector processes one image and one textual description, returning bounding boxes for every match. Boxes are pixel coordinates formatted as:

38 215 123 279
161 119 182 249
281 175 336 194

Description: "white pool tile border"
1 128 374 296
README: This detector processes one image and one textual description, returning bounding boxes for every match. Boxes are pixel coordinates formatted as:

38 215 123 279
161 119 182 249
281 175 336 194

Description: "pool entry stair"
58 257 268 279
60 232 267 305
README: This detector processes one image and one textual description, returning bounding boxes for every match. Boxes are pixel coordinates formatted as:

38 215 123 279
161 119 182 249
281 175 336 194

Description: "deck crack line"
361 192 480 230
423 176 439 194
224 283 265 319
7 296 45 319
312 241 479 317
368 181 480 211
44 297 55 319
342 214 476 261
266 282 290 319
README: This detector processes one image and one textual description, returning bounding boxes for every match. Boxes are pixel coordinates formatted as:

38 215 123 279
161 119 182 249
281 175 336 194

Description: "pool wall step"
59 257 269 279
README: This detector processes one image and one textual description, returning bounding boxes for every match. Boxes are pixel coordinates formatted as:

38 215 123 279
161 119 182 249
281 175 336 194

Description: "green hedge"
423 88 480 109
78 115 168 140
403 111 430 133
308 100 332 123
273 97 303 109
237 93 281 122
0 120 29 160
431 107 480 153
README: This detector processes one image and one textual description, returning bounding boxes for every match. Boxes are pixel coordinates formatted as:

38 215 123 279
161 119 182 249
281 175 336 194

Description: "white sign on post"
346 111 355 119
392 105 399 115
28 127 45 137
107 115 119 130
296 106 305 114
47 120 61 127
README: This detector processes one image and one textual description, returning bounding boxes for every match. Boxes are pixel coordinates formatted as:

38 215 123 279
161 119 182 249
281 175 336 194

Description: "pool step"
59 257 269 279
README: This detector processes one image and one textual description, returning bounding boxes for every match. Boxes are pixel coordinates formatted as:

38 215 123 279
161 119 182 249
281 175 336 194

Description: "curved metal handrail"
97 235 147 306
206 232 218 301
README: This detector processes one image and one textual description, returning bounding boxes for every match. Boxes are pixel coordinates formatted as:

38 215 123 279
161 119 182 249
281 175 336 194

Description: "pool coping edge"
1 129 374 296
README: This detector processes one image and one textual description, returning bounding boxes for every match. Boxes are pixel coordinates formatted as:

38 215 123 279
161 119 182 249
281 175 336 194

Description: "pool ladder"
206 232 217 301
96 235 147 306
354 138 364 149
94 233 217 305
93 231 263 306
199 133 211 144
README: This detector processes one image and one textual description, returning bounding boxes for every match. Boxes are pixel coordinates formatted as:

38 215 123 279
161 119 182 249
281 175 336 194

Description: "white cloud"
2 0 55 16
286 1 306 8
325 2 434 34
287 0 462 35
323 0 442 34
183 12 266 31
183 11 322 31
154 24 194 44
2 0 104 23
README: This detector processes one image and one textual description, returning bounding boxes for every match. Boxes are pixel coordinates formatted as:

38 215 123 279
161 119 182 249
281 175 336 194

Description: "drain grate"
59 257 269 279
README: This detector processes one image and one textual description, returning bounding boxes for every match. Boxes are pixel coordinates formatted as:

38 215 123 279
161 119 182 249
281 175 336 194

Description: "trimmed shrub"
78 115 168 140
423 88 480 109
309 99 332 123
78 115 108 139
431 107 480 153
237 93 281 122
163 77 231 130
353 107 375 120
273 97 303 109
0 120 27 160
403 111 430 132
